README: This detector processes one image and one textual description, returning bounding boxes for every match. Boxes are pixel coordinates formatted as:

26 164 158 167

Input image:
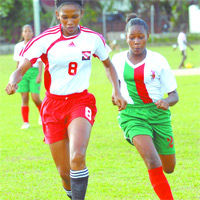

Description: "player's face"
126 25 149 56
22 26 33 42
56 4 83 37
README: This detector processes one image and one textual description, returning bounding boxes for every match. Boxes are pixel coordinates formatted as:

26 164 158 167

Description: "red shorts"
40 90 97 144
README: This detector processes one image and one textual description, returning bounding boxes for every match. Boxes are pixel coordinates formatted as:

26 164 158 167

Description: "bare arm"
184 41 193 50
16 61 19 69
102 57 127 111
5 58 32 95
154 90 179 110
36 61 43 83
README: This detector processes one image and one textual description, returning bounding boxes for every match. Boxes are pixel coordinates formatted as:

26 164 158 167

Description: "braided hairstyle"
125 13 148 34
55 0 83 10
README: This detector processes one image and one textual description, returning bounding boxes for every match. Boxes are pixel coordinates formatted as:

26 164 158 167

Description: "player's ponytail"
126 13 138 24
125 13 148 33
55 0 83 9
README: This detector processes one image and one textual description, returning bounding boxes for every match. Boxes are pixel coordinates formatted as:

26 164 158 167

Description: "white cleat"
21 122 30 129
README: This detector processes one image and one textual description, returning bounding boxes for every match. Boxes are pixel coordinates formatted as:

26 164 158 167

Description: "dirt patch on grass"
173 67 200 76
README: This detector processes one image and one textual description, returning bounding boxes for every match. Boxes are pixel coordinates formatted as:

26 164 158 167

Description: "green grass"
0 44 200 200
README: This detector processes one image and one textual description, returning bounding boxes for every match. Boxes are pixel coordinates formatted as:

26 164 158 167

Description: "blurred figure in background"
177 24 194 69
13 24 43 129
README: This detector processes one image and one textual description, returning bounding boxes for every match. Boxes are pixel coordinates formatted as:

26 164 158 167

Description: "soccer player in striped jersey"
13 24 43 129
5 0 127 199
112 13 179 200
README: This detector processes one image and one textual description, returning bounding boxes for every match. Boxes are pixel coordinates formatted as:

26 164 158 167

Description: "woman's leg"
132 135 174 200
49 138 71 198
68 117 92 200
159 154 175 174
31 93 42 111
21 93 29 127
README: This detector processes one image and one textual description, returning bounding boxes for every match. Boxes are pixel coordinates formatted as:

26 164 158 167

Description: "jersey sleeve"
93 35 109 61
13 43 22 61
160 56 177 93
21 37 45 65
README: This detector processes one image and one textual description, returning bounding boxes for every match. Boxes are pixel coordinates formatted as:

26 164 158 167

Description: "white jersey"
112 49 177 105
177 32 187 51
21 24 108 95
13 41 40 68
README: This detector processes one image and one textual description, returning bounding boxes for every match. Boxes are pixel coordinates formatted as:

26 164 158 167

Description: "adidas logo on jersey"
82 51 91 60
68 42 76 47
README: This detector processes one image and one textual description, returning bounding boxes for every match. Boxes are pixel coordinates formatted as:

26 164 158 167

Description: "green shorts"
17 67 41 94
118 103 175 155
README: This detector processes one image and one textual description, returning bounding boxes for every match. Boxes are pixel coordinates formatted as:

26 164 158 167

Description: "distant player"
177 24 193 69
5 0 127 199
112 13 179 199
13 24 43 129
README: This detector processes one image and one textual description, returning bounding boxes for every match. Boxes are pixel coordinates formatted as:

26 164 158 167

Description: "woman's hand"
154 100 169 110
112 92 127 111
36 75 41 83
5 83 18 95
155 90 179 110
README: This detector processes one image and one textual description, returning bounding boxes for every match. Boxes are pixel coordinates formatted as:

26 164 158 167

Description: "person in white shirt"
5 0 127 199
13 24 43 129
112 13 179 200
177 25 193 68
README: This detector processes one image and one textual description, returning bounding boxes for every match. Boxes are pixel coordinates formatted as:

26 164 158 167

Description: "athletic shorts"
40 90 97 144
118 103 175 155
17 67 41 94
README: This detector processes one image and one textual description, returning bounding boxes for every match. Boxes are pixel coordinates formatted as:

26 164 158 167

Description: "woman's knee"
145 155 162 169
70 151 85 169
163 163 175 174
31 94 42 105
21 93 29 104
160 154 176 174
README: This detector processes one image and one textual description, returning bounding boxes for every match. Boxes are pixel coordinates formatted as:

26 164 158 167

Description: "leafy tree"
0 0 33 43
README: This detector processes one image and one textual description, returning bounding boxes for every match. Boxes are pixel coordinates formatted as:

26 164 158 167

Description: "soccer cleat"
21 122 30 129
38 116 42 125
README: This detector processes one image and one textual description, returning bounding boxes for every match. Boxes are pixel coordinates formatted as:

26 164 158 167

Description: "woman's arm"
36 61 43 83
155 90 179 110
5 58 32 95
102 57 127 111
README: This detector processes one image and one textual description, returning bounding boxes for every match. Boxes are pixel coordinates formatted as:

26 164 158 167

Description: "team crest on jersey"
151 70 156 80
82 51 91 60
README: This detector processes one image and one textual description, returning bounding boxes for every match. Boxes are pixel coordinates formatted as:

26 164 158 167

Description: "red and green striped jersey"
112 49 177 105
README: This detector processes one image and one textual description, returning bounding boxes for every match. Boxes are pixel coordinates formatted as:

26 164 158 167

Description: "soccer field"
0 45 200 199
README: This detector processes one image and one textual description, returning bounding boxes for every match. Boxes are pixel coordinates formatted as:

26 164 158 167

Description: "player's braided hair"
55 0 83 9
125 13 148 33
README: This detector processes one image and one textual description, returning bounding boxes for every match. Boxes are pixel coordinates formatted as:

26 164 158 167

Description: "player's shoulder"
112 50 128 61
147 49 170 70
15 41 24 48
147 49 167 61
80 26 105 42
33 24 61 42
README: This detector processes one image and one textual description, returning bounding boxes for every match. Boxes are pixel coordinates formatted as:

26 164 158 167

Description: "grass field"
0 44 200 200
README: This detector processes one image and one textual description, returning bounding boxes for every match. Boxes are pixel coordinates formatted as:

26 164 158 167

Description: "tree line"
0 0 199 43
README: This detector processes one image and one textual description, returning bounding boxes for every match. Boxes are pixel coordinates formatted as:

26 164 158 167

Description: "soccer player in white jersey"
177 24 193 69
5 0 127 199
112 13 179 200
13 24 43 129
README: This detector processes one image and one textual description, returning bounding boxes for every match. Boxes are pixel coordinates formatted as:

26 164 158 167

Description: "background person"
13 24 43 129
112 13 179 200
5 0 127 199
177 24 194 69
